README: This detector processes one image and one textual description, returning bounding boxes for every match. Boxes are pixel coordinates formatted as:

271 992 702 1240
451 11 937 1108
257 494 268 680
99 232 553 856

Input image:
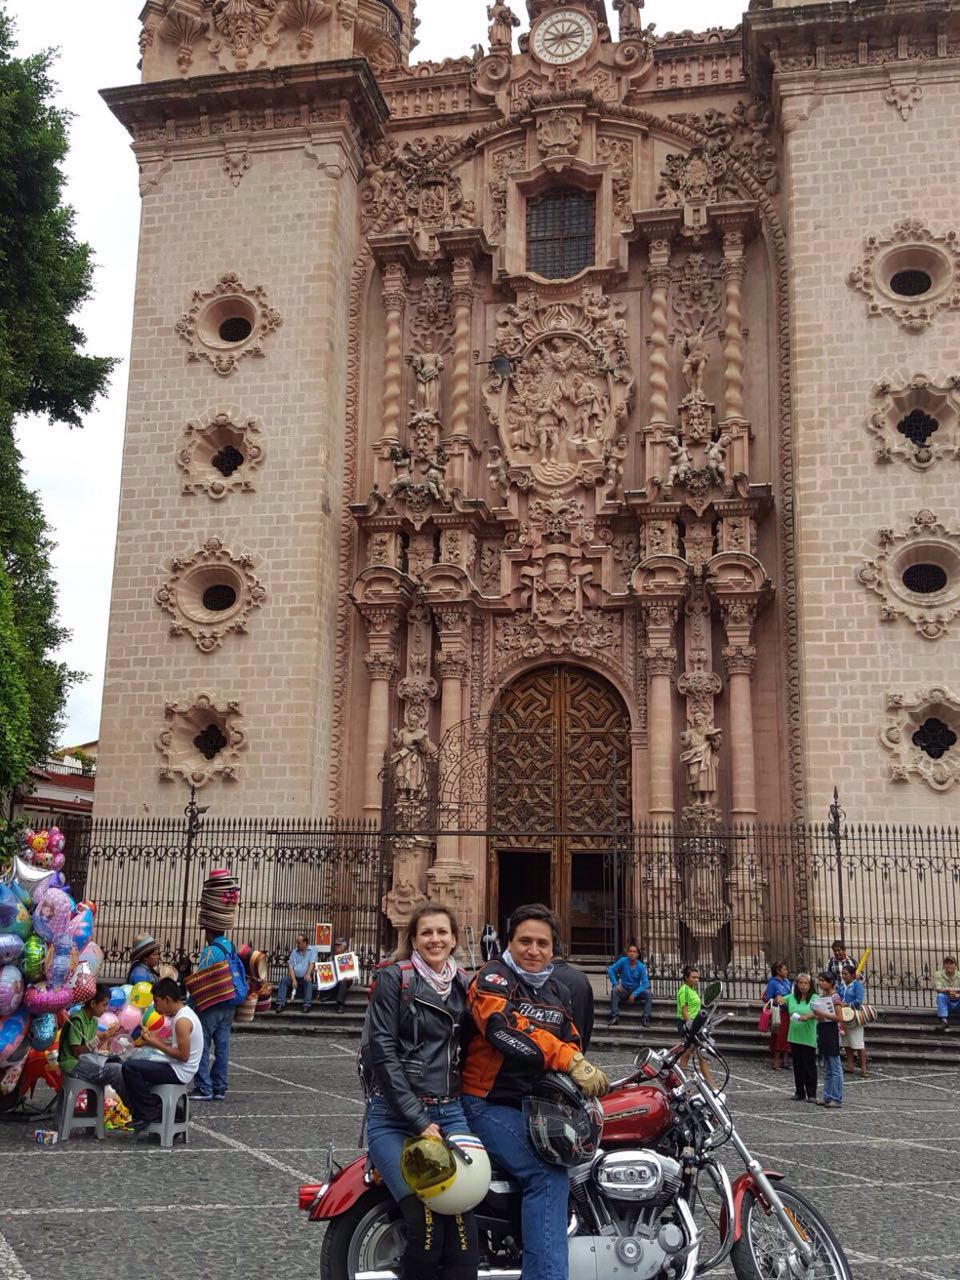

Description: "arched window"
526 187 596 280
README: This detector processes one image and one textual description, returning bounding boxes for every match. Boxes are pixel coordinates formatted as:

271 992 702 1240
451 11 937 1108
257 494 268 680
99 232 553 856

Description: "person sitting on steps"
607 942 652 1027
935 955 960 1031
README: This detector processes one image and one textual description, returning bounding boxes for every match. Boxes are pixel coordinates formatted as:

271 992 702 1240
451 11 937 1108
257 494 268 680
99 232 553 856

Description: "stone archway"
488 665 631 952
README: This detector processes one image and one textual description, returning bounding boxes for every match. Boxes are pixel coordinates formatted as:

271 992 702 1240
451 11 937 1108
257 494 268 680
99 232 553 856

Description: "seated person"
58 985 125 1094
935 955 960 1030
607 943 652 1026
275 933 314 1013
121 978 203 1133
317 937 354 1015
128 934 161 987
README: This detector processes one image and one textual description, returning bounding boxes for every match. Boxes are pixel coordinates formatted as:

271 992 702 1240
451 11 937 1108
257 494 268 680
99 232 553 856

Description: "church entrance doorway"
488 666 631 954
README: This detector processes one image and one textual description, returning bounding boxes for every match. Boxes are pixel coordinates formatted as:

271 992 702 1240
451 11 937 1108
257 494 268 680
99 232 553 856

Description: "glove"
567 1052 609 1098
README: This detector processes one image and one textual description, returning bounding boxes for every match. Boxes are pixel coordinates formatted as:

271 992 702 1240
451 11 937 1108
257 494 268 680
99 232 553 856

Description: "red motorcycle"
300 983 851 1280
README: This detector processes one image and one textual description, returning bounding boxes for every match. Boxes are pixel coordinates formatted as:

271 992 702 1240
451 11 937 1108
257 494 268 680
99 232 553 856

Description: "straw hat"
130 934 159 965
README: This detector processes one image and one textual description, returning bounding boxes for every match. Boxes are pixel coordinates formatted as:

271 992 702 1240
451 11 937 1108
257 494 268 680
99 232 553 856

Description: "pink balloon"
97 1012 119 1038
118 1003 141 1034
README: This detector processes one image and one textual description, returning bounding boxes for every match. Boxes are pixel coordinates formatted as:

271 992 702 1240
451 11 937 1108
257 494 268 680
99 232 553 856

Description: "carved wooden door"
489 666 631 946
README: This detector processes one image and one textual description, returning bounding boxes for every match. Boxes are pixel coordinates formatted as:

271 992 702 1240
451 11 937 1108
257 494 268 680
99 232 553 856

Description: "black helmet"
523 1071 603 1168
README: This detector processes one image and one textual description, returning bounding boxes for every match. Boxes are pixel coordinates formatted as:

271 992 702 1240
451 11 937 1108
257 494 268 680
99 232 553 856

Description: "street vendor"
127 934 161 986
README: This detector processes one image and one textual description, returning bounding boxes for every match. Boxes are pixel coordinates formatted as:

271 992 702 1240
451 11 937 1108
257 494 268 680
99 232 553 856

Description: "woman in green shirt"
784 973 817 1102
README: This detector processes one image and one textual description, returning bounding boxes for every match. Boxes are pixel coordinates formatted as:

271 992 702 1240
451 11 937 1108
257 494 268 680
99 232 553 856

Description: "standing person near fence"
812 972 843 1109
187 869 246 1103
761 960 791 1071
784 972 817 1102
839 961 868 1078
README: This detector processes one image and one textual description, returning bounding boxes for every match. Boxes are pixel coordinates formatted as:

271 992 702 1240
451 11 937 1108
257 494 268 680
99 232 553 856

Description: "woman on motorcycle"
360 904 479 1280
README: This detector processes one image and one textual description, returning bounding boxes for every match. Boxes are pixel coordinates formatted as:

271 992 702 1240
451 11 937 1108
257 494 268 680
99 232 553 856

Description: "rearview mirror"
702 981 723 1008
634 1048 652 1069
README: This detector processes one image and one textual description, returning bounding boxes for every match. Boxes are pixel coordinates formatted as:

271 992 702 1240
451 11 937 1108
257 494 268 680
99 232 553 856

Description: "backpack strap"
396 959 416 1009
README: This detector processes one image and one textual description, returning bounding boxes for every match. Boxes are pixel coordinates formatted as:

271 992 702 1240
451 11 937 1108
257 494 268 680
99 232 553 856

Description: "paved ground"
0 1033 956 1280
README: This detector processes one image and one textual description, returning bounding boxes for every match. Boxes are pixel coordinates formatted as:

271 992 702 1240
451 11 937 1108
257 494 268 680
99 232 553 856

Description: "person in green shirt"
58 985 125 1095
783 972 817 1102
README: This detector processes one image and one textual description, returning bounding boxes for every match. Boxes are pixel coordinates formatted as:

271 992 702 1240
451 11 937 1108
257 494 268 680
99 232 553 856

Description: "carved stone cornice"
722 643 757 677
644 645 677 678
434 650 468 681
364 650 400 680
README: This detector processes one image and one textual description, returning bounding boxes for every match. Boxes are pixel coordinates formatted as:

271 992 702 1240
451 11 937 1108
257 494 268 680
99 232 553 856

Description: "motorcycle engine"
593 1150 683 1205
569 1220 688 1280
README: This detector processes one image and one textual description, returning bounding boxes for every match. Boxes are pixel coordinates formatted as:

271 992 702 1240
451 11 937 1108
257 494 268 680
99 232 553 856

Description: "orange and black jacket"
462 958 581 1108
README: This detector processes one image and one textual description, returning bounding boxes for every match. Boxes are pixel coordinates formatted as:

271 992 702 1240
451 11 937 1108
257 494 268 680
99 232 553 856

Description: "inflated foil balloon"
45 941 78 986
7 901 31 942
77 941 103 976
22 982 73 1015
48 828 65 855
0 885 20 928
107 986 126 1012
69 906 93 948
20 936 45 983
31 887 71 943
71 968 96 1005
0 934 23 965
0 966 23 1016
27 1012 56 1051
9 857 55 903
129 981 153 1009
0 1009 29 1062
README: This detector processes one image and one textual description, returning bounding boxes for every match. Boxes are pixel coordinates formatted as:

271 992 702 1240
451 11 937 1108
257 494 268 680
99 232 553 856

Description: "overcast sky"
8 0 743 749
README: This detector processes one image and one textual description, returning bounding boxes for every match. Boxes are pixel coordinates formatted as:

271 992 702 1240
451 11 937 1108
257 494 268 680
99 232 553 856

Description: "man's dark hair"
507 903 559 943
152 977 183 1002
91 984 111 1005
831 939 845 950
944 955 957 966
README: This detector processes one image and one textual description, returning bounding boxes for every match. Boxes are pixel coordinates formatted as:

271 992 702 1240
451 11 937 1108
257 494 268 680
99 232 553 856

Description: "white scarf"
503 948 555 990
411 949 458 1000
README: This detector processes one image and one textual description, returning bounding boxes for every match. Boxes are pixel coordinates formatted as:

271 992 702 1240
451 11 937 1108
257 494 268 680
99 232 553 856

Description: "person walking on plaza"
784 972 818 1102
676 966 715 1087
360 904 479 1280
762 960 791 1071
189 868 245 1102
275 932 315 1013
127 934 161 987
123 977 204 1134
839 961 868 1078
463 904 609 1280
935 955 960 1031
812 971 844 1109
607 943 652 1027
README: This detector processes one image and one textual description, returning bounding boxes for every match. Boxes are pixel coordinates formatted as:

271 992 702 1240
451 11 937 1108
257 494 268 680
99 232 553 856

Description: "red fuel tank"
600 1082 672 1146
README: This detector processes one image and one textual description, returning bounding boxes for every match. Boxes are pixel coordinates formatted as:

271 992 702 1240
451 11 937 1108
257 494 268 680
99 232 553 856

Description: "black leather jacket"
360 962 469 1134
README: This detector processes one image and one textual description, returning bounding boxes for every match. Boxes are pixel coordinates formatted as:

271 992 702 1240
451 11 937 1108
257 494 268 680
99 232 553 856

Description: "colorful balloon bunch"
94 980 171 1060
0 847 103 1102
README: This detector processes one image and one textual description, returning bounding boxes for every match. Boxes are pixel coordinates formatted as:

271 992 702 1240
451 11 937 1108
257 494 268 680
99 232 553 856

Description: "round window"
902 563 948 595
218 316 253 343
202 584 239 612
876 243 952 304
889 269 932 298
198 295 258 349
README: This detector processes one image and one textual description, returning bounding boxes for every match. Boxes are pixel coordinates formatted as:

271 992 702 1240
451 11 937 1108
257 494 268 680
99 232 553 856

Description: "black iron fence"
76 813 384 983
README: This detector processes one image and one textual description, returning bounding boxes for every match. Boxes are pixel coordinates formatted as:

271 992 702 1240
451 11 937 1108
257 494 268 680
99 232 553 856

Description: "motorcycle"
300 982 852 1280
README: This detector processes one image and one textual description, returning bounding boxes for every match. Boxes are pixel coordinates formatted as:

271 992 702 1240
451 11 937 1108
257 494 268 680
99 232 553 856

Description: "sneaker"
607 1016 619 1026
212 1093 225 1102
336 1004 346 1014
641 1017 651 1028
189 1090 213 1101
790 1094 804 1101
302 1005 312 1014
938 1019 950 1032
274 1004 285 1014
805 1097 817 1104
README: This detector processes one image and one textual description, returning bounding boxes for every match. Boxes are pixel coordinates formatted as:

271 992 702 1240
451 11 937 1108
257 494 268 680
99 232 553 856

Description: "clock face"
531 9 595 65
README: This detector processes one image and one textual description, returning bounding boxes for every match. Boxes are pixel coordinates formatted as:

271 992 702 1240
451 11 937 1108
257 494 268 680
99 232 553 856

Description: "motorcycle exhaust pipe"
357 1271 522 1279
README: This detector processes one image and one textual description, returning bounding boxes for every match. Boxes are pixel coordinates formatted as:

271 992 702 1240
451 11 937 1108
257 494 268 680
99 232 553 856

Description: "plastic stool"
143 1082 191 1148
58 1075 106 1142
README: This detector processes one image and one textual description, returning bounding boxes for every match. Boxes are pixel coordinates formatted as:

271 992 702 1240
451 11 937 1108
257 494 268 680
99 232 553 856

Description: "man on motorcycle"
461 903 609 1280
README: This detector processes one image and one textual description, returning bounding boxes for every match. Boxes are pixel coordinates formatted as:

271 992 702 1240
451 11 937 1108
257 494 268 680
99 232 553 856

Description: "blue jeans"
609 985 652 1020
276 974 313 1010
194 1003 235 1096
936 993 960 1019
365 1096 473 1202
463 1096 569 1280
821 1054 843 1104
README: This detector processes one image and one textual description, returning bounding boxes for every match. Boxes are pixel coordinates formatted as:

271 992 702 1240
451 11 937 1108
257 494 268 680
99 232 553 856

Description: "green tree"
0 10 113 789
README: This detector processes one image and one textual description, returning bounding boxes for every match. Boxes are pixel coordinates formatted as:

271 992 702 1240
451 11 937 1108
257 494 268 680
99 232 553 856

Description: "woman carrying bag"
360 904 482 1280
761 960 791 1070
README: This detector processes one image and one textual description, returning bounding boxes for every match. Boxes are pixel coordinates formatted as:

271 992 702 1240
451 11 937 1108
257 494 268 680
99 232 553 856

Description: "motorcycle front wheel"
319 1187 404 1280
730 1182 852 1280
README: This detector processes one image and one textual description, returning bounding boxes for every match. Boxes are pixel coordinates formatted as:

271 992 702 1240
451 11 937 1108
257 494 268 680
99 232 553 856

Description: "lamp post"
827 786 846 948
177 785 208 973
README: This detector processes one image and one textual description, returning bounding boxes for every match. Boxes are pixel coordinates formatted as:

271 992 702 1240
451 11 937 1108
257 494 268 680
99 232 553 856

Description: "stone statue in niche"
681 323 709 396
667 435 693 487
705 433 731 489
423 453 450 505
680 711 722 800
487 2 520 49
387 443 414 499
487 443 511 498
410 351 444 418
391 725 438 803
602 434 628 494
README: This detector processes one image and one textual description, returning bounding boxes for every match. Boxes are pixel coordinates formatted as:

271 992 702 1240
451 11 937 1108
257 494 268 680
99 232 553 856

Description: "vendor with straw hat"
128 934 161 987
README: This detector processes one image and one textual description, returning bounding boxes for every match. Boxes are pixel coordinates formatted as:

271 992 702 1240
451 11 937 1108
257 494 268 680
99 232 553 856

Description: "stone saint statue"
487 2 520 49
680 711 722 799
410 352 444 417
666 435 693 487
391 725 437 801
705 433 731 488
613 0 644 33
681 323 709 396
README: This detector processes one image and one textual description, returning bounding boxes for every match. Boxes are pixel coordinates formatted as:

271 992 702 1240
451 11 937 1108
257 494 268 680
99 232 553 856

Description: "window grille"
526 188 596 280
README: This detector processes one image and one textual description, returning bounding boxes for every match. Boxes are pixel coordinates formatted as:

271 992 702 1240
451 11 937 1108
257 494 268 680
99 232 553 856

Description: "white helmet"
400 1132 491 1215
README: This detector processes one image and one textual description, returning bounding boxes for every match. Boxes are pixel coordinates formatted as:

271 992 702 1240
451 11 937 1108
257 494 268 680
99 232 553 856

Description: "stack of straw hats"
198 868 241 933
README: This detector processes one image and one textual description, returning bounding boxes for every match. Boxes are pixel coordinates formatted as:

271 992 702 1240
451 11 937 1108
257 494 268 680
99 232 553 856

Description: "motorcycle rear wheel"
731 1182 852 1280
319 1187 404 1280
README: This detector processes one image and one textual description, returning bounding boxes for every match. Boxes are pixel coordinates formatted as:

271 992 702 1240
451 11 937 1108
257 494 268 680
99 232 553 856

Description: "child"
121 977 204 1133
58 984 125 1094
812 972 843 1108
784 972 817 1102
676 966 715 1088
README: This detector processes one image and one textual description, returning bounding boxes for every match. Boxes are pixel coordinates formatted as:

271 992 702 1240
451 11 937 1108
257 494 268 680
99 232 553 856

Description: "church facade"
95 0 960 943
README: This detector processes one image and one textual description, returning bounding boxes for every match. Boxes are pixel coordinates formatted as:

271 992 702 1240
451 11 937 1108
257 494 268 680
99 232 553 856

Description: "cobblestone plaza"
0 1034 956 1279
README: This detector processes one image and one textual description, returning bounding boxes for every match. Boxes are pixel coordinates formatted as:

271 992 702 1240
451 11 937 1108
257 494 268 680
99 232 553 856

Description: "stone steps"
234 995 960 1065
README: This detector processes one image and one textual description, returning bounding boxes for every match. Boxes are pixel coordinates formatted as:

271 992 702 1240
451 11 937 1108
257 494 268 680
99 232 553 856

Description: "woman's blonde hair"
394 904 460 961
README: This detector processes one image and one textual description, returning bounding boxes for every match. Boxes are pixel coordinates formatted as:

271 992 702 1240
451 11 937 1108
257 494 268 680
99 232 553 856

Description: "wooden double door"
488 665 631 952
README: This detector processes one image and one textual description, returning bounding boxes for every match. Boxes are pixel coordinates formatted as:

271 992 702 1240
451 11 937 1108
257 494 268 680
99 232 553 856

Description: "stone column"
720 229 746 425
642 604 678 822
360 614 400 817
721 605 759 823
646 240 672 426
381 262 408 445
429 620 476 934
449 257 475 442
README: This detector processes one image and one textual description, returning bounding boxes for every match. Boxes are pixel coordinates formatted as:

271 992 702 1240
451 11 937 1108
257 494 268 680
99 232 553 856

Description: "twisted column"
721 231 746 423
381 264 408 443
646 240 672 425
450 257 475 440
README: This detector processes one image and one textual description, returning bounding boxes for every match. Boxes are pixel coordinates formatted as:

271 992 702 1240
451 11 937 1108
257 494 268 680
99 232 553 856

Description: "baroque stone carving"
277 0 330 56
176 408 265 499
154 537 266 652
680 711 722 801
880 687 960 791
868 372 960 470
536 110 582 158
159 0 209 73
656 146 737 209
857 510 960 640
155 692 247 787
672 253 724 337
597 135 634 222
175 273 282 376
360 136 475 236
482 288 635 490
489 144 526 240
209 0 280 71
409 273 453 354
669 99 778 196
847 220 960 334
487 2 520 50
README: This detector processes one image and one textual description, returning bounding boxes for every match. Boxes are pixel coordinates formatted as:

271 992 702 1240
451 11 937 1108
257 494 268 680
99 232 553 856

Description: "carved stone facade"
96 0 960 938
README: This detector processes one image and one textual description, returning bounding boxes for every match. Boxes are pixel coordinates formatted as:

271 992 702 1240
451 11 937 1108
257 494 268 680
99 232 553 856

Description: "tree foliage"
0 9 113 790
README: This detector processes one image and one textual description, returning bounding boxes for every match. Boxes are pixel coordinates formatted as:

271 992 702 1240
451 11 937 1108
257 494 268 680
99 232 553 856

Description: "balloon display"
27 1012 56 1052
0 965 23 1016
0 1009 29 1062
0 934 23 965
20 936 45 983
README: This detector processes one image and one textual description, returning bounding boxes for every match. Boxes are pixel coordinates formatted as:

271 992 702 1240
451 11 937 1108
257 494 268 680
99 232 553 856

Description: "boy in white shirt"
121 978 204 1133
